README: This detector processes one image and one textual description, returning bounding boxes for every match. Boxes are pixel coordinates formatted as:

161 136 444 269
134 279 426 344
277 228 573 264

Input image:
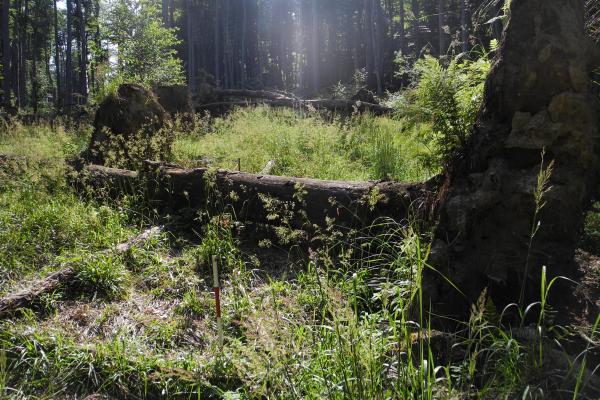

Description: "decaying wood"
199 88 393 115
0 226 164 319
215 89 296 101
82 162 431 230
424 0 600 316
261 160 276 175
114 226 163 253
0 267 76 319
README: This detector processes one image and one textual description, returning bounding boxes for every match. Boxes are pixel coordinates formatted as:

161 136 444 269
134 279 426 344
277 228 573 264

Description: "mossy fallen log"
81 162 431 230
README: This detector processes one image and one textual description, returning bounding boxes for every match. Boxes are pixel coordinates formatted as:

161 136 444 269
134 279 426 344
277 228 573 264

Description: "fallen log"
199 89 394 116
0 267 76 319
214 89 297 102
82 162 431 230
0 226 164 319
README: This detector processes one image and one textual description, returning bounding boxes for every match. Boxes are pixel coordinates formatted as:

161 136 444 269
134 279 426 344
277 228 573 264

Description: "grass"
0 116 598 399
173 106 436 182
0 123 135 294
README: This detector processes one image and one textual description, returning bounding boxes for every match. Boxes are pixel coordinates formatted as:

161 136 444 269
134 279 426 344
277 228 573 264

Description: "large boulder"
87 84 172 168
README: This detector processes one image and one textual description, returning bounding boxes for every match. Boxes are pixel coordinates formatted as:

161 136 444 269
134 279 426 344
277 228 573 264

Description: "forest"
0 0 600 399
0 0 509 110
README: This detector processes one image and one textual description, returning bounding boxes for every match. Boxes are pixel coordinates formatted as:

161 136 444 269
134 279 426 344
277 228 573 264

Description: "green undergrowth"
0 118 599 399
173 106 435 182
0 122 139 294
1 212 598 399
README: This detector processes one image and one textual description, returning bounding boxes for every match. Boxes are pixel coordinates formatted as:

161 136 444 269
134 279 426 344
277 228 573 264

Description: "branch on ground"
198 89 394 115
0 226 164 319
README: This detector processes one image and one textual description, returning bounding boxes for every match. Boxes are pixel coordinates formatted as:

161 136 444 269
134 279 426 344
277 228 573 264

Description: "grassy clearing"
173 106 435 182
0 123 137 294
0 120 598 399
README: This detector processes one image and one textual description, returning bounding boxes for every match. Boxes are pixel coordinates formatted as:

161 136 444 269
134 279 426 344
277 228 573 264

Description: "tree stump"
425 0 600 316
85 84 172 168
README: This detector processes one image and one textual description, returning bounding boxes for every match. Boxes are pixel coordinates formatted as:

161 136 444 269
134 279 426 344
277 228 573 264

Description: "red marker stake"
212 255 223 349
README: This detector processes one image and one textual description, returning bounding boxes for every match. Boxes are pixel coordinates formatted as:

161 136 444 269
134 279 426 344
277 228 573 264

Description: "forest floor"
0 109 599 399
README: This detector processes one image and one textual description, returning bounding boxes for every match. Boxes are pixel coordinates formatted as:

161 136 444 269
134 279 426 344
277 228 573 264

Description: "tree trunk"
90 0 101 94
161 0 169 27
438 0 444 56
460 0 467 53
214 1 221 87
1 0 10 105
186 0 195 90
411 0 420 56
53 0 61 109
352 12 361 73
245 0 258 84
310 0 320 93
223 0 231 89
375 0 385 94
65 0 73 112
241 0 247 88
30 16 38 114
16 0 27 108
44 45 53 106
199 88 393 115
425 0 600 316
364 0 376 90
77 0 87 104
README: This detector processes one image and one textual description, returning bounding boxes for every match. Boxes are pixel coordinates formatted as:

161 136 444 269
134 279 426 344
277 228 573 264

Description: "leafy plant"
100 0 184 95
176 289 213 318
395 51 491 169
69 253 128 299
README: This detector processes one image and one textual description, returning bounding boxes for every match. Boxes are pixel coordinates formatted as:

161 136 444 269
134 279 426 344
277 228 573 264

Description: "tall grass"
0 121 135 292
0 102 598 399
173 106 435 182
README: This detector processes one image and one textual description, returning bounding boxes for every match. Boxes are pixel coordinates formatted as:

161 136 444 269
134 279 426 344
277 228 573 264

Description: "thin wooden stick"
212 255 223 349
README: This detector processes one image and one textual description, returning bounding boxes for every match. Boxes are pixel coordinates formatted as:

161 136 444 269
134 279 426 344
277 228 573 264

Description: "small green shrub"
194 217 244 274
581 203 600 254
69 253 128 299
175 289 213 318
395 51 491 169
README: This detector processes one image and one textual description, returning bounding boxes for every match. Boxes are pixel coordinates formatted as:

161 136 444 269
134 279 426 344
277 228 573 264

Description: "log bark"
199 89 393 115
81 162 430 230
0 226 163 319
425 0 600 316
0 268 76 318
261 160 276 175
